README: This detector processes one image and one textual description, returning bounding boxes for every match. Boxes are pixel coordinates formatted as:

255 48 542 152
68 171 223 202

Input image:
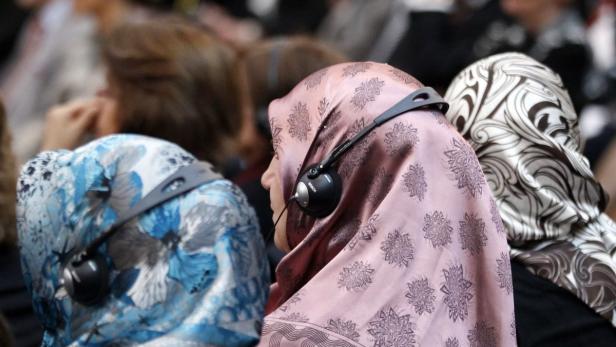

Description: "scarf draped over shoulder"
445 52 616 326
260 62 517 346
17 134 270 346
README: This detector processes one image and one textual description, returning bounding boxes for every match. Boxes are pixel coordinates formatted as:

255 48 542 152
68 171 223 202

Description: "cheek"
274 212 290 252
270 178 284 209
95 99 119 137
262 158 284 204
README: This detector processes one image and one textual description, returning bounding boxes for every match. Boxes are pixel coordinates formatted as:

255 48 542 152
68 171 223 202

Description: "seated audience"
445 52 616 346
388 0 508 92
258 62 516 345
389 0 590 113
41 17 241 169
480 0 591 111
16 134 269 346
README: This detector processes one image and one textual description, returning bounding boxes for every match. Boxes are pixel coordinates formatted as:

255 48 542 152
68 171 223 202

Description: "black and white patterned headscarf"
445 52 616 325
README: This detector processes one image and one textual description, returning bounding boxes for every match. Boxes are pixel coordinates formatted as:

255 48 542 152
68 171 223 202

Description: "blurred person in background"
0 99 42 347
40 17 242 169
0 0 103 164
317 0 395 60
476 0 592 112
17 134 269 346
595 138 616 220
584 1 616 221
197 0 329 44
0 1 29 68
231 36 346 279
388 0 591 113
388 0 506 91
446 52 616 346
263 0 329 35
582 0 616 168
73 0 194 35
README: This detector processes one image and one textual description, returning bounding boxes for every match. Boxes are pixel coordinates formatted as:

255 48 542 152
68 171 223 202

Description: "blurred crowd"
0 0 616 346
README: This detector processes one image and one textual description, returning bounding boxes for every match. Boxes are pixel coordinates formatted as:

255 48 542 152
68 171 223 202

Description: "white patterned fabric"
445 52 616 325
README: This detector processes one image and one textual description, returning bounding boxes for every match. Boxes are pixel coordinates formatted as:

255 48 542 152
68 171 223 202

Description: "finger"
73 105 100 130
70 99 105 120
48 99 93 120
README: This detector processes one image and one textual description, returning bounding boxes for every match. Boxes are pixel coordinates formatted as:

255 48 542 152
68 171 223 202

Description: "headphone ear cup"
295 165 342 218
62 253 109 306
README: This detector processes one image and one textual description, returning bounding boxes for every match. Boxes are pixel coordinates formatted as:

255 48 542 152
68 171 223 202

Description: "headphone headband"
310 86 448 178
63 161 220 306
292 85 449 218
80 161 219 260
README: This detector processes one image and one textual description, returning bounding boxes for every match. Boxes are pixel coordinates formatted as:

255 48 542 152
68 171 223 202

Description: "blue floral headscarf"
16 134 270 346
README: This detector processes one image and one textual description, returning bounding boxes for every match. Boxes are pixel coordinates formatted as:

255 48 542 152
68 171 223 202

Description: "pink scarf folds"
260 62 516 346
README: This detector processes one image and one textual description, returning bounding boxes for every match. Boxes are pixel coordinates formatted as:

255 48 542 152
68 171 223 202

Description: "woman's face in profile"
261 157 290 252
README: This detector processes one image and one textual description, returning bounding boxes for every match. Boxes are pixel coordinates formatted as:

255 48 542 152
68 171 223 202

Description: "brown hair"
103 17 241 166
0 99 17 248
239 36 347 113
234 36 346 163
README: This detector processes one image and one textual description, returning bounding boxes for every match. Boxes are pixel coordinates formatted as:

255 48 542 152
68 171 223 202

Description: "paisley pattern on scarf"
17 134 270 346
445 52 616 325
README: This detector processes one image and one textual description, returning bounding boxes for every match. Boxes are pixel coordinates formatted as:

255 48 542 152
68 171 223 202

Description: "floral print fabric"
445 52 616 326
259 62 516 346
16 134 270 346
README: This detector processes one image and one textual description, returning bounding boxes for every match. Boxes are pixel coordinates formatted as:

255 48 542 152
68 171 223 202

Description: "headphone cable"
265 194 296 243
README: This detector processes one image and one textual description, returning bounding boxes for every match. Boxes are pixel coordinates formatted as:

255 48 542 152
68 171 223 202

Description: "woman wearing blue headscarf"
16 134 270 346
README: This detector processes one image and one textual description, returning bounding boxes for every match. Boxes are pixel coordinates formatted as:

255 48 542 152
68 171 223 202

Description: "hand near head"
41 97 116 151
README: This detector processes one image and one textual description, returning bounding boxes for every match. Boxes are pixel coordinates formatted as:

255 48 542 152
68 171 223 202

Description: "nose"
261 167 272 191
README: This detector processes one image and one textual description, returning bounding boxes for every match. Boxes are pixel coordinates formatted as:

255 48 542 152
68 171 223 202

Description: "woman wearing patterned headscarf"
445 52 616 345
259 62 516 346
16 134 270 346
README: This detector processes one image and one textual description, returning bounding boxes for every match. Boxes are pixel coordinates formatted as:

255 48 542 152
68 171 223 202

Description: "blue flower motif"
16 135 269 346
139 201 181 239
168 248 218 293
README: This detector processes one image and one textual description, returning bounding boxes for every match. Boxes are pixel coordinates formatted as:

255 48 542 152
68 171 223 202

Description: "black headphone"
61 162 218 306
292 86 449 218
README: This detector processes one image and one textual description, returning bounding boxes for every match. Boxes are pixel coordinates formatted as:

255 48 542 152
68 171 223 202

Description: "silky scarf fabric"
445 52 616 325
16 134 270 346
260 62 516 346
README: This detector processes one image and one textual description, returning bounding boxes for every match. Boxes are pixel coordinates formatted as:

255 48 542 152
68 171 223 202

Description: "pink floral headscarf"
260 62 516 346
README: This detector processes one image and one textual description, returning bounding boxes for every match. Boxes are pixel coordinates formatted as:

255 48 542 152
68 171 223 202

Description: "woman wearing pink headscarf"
259 62 516 346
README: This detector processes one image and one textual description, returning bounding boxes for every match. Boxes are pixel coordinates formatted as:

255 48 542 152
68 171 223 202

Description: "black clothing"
0 246 42 347
512 259 616 346
0 2 29 67
388 1 507 92
389 4 591 112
